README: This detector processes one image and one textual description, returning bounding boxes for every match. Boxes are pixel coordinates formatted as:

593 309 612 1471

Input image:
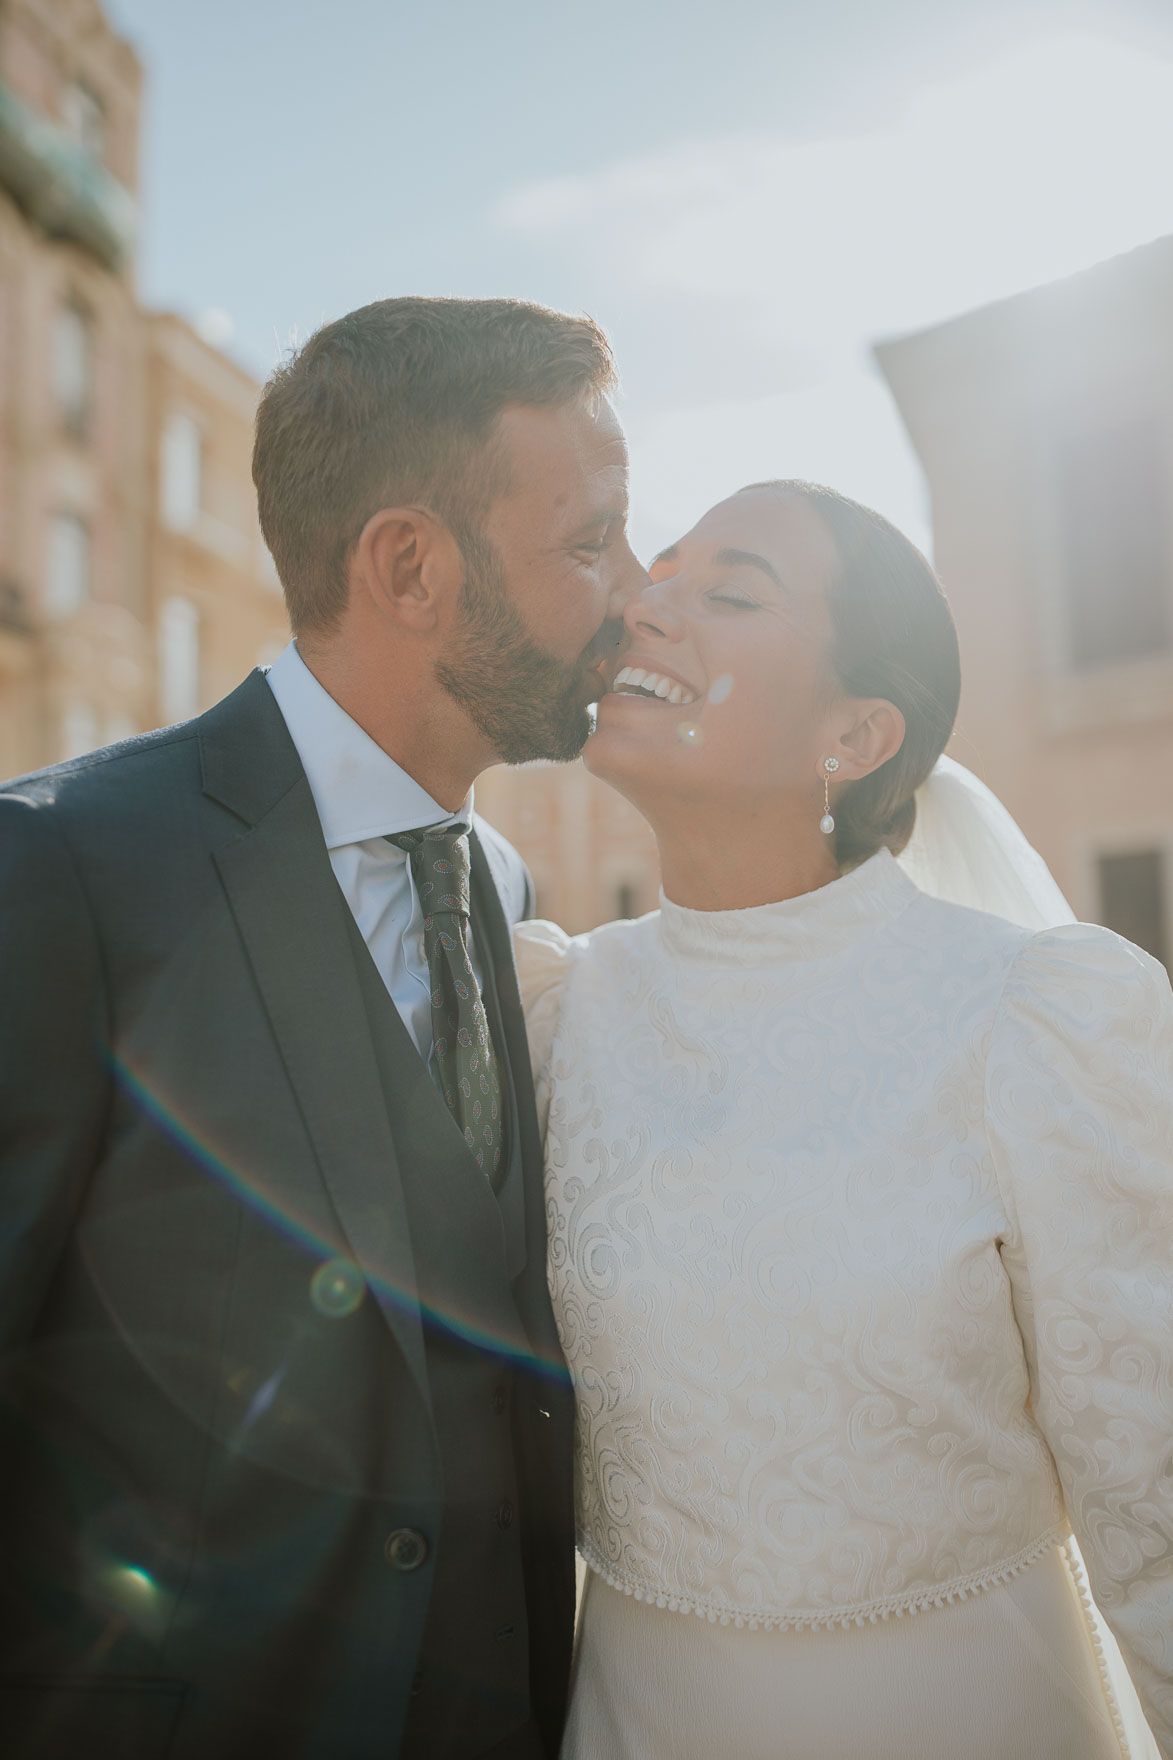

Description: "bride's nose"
623 581 687 643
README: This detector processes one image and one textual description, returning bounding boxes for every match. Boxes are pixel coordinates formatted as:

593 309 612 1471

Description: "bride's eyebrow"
713 546 785 590
651 543 679 568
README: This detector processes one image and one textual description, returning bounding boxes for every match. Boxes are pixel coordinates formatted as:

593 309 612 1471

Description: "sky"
105 0 1173 563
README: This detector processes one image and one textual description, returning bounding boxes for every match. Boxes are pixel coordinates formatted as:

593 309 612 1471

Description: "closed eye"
708 589 758 609
572 526 619 561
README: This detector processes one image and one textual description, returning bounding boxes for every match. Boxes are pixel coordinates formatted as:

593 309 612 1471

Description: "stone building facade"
145 311 287 728
0 0 145 777
0 0 287 784
877 237 1173 968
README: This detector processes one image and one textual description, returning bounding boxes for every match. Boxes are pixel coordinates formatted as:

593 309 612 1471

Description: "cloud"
494 31 1173 561
194 307 235 348
496 33 1173 353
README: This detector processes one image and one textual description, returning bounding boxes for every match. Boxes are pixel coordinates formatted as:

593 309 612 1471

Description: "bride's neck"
651 797 841 912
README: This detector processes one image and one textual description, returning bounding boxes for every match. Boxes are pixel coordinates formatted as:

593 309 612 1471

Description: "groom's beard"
436 531 605 765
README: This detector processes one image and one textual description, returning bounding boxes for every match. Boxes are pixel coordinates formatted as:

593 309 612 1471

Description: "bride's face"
587 488 844 808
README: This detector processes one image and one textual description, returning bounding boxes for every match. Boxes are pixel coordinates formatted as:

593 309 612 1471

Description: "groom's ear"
352 505 464 634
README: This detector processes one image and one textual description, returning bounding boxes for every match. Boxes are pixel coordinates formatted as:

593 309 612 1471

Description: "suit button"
410 1667 424 1698
496 1499 514 1530
492 1386 507 1415
384 1528 429 1571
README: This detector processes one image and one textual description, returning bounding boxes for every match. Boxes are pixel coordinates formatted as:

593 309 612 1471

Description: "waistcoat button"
384 1527 429 1571
496 1499 514 1530
492 1386 507 1415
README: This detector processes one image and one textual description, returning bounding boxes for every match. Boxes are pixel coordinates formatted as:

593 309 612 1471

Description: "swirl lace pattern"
516 855 1173 1752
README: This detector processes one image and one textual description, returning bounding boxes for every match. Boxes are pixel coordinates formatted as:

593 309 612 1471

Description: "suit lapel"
203 675 428 1403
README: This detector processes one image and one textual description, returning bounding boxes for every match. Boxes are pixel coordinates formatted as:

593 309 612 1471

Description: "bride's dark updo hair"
743 480 961 867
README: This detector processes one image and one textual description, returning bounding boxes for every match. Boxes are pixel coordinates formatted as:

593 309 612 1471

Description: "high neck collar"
657 848 918 966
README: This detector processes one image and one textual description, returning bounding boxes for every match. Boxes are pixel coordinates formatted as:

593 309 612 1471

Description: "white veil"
896 755 1076 932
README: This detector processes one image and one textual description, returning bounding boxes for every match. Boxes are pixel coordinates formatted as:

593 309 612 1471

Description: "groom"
0 297 643 1759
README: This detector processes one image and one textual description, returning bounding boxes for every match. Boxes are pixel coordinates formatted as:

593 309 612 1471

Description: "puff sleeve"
513 918 575 1140
986 923 1173 1753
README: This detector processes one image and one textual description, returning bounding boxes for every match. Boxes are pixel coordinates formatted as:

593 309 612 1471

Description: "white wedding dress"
516 838 1173 1759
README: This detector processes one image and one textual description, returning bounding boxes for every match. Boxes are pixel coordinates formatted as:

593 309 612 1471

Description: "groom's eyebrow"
568 502 628 540
714 546 785 589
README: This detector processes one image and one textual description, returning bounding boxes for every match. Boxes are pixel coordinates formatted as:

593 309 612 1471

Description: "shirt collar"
265 641 473 849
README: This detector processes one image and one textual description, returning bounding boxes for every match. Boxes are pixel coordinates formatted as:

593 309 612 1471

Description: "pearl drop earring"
820 757 840 834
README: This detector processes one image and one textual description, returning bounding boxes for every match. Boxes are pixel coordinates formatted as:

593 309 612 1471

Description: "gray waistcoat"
343 908 536 1759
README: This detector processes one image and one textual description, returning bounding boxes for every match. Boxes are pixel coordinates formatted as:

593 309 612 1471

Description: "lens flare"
311 1258 365 1319
677 722 704 746
100 1564 168 1638
107 1050 568 1380
709 673 734 705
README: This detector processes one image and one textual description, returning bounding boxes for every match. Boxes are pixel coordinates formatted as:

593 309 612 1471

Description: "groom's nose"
588 546 647 662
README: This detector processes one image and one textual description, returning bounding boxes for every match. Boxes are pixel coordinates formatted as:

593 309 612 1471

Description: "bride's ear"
837 700 906 777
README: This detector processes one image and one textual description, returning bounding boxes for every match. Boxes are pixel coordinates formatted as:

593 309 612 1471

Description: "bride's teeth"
610 664 697 703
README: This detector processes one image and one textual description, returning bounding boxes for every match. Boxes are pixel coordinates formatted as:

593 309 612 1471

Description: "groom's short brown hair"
253 296 617 636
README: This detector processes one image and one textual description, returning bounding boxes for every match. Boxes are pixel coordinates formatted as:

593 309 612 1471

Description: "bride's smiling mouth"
607 663 699 707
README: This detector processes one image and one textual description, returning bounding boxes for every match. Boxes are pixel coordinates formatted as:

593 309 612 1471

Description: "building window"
62 81 106 159
60 699 98 761
161 414 203 532
614 881 640 920
1058 419 1171 669
53 301 92 439
46 513 90 617
1097 848 1169 969
158 595 201 722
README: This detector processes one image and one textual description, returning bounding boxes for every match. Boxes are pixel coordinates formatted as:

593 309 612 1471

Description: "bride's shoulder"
513 910 659 1010
513 918 575 1015
997 918 1172 1032
513 915 661 1097
902 887 1035 950
897 888 1172 1032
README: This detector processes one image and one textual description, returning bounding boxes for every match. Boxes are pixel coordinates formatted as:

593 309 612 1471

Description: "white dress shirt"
266 641 477 1062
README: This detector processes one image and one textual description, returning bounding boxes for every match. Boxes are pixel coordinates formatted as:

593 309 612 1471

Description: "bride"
515 481 1173 1759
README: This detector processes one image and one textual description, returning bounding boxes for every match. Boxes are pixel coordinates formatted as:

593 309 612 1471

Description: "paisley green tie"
387 823 505 1188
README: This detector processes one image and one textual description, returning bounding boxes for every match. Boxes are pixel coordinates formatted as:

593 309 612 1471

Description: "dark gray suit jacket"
0 671 575 1759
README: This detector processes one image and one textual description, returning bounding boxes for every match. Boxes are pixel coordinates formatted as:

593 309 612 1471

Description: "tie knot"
386 822 471 918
